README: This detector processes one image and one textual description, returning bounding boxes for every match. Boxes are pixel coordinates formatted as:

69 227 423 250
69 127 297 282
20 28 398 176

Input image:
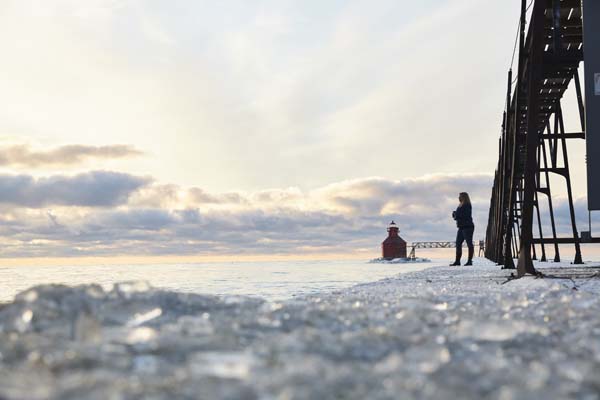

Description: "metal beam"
517 0 546 277
533 237 600 244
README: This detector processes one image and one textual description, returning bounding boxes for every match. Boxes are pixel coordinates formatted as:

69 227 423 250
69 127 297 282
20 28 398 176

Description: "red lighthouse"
382 221 407 260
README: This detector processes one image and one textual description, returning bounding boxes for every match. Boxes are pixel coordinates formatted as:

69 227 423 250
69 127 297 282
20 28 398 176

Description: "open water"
0 258 436 302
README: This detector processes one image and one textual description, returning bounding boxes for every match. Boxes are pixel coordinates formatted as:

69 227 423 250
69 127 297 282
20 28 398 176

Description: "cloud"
3 171 594 259
0 144 142 167
188 188 248 205
311 174 492 216
0 173 496 257
0 171 150 208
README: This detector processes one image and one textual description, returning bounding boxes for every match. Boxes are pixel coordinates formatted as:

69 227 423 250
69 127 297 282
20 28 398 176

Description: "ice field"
0 260 599 399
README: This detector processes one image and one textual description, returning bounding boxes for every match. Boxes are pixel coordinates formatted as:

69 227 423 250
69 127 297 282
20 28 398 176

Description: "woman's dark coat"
454 204 474 228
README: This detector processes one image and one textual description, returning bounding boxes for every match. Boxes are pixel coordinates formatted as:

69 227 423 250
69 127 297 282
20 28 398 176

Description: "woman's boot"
450 247 461 266
464 247 474 266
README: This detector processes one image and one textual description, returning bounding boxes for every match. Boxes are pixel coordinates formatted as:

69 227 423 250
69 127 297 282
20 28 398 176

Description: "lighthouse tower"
382 221 407 260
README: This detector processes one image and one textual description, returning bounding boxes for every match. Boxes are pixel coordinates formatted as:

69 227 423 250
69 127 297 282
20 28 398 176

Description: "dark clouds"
0 144 142 167
0 174 496 257
3 172 593 258
313 175 493 216
0 171 150 207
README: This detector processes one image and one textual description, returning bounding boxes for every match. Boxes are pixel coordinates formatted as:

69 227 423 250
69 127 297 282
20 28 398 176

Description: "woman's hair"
459 192 471 205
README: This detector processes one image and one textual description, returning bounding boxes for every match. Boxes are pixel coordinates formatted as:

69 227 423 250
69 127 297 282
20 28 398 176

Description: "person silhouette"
450 192 475 266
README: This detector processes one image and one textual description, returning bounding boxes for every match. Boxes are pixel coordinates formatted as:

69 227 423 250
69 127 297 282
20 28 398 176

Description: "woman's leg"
464 227 475 264
452 229 464 265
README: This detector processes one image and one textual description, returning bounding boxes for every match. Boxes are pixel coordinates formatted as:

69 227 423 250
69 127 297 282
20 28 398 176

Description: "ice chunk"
126 327 157 344
126 307 162 327
189 352 255 380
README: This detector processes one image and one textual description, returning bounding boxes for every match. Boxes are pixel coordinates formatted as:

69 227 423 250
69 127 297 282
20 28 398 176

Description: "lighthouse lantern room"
382 221 407 260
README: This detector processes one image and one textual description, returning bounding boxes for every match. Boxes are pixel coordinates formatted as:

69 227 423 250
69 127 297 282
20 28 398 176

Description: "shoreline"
0 258 437 303
1 260 599 399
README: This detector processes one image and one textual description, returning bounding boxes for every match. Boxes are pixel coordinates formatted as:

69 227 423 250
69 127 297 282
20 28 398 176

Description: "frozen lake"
0 258 436 302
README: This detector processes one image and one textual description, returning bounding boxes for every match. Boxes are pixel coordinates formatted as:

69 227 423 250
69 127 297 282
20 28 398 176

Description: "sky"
0 0 597 263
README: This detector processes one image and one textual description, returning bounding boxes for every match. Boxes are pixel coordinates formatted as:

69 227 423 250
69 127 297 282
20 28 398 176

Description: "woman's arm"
455 205 467 220
455 205 472 224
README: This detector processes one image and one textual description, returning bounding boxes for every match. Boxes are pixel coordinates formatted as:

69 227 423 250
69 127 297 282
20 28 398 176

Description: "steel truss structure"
409 241 485 260
485 0 600 276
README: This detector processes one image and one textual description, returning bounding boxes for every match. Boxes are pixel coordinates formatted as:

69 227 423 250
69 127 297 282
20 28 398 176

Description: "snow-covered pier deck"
1 260 599 399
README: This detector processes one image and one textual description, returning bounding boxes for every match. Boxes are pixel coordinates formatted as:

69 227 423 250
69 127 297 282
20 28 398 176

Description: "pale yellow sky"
0 0 597 262
0 0 525 192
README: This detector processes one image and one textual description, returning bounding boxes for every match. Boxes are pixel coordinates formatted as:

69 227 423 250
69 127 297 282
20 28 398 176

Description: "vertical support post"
574 71 586 134
534 194 547 261
517 0 545 277
534 143 547 261
540 134 561 262
583 0 600 211
557 105 584 264
503 0 529 270
498 70 513 265
512 228 518 259
552 112 559 167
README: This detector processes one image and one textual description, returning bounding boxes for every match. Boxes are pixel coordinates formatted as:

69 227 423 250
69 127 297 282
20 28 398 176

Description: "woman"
451 192 474 266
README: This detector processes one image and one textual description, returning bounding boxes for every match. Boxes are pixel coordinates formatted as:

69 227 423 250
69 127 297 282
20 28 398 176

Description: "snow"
369 257 431 263
0 259 599 399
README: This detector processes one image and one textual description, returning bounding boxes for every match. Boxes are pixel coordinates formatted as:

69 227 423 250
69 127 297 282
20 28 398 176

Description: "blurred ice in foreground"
0 261 599 399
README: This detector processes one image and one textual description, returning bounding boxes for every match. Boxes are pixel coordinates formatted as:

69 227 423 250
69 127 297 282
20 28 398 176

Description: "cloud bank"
0 173 496 258
0 171 150 208
0 144 142 167
0 171 600 258
0 169 593 259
